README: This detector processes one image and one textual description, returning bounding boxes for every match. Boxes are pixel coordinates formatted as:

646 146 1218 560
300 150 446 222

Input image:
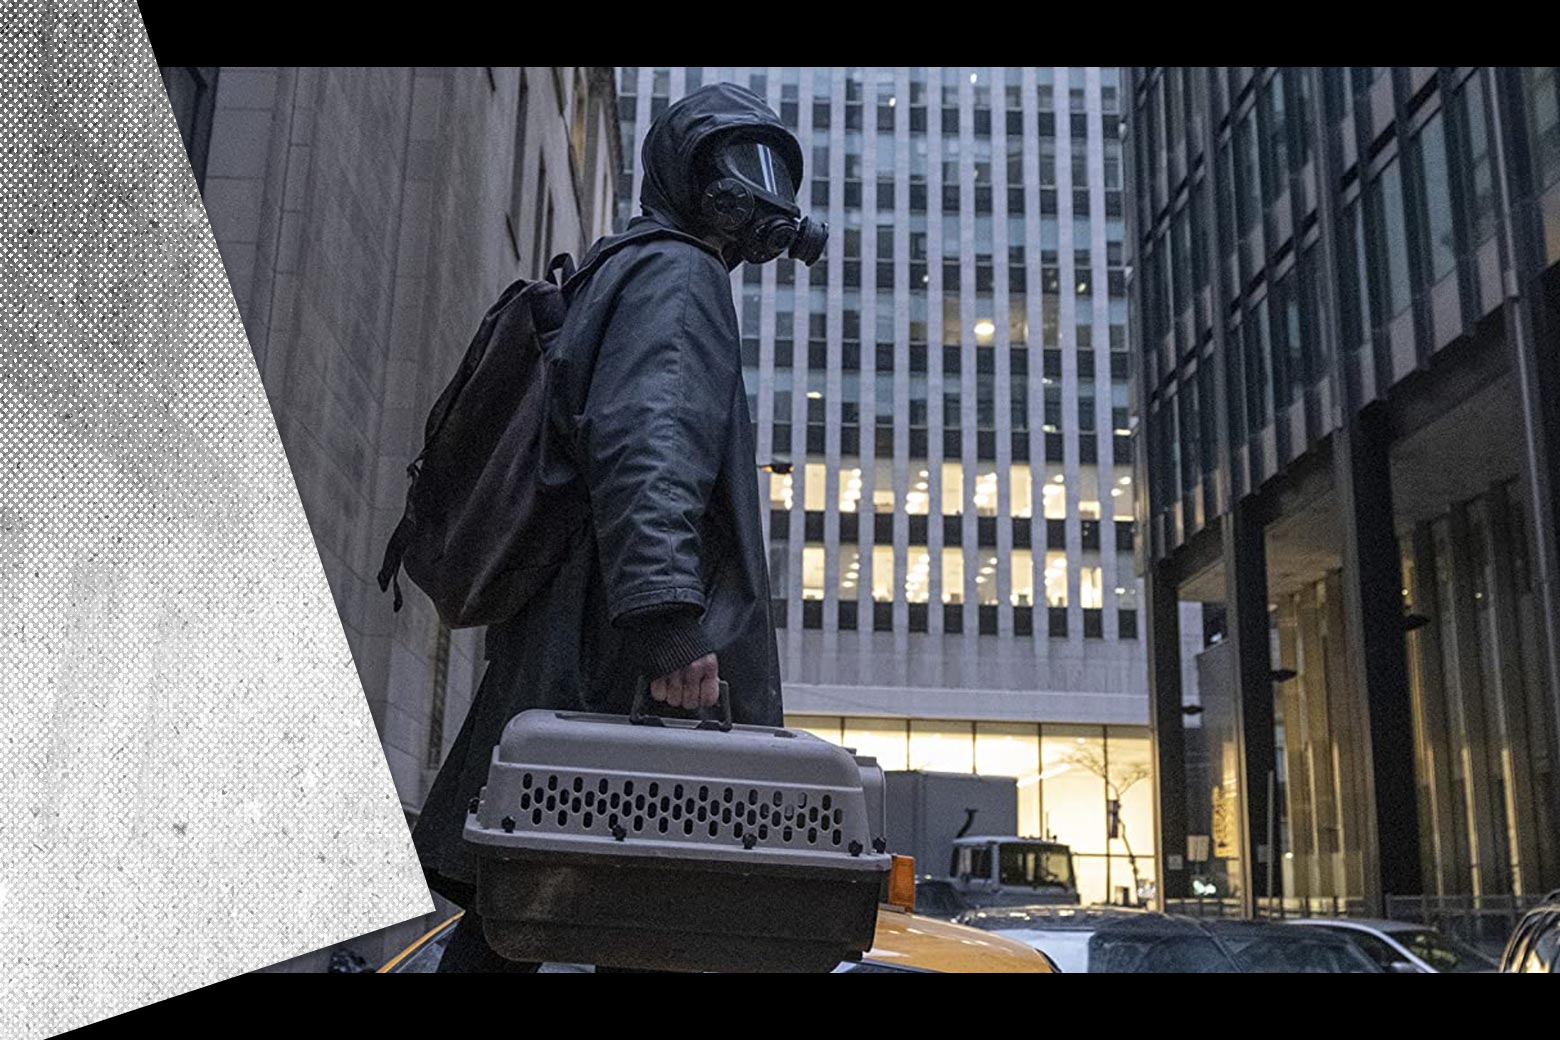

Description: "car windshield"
998 844 1074 888
1396 928 1497 972
1227 933 1380 973
1089 932 1239 973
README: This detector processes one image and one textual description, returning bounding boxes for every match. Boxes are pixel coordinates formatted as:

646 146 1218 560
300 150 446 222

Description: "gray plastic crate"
465 705 892 972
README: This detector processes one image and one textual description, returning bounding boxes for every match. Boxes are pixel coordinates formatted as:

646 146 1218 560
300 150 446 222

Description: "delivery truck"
884 770 1079 909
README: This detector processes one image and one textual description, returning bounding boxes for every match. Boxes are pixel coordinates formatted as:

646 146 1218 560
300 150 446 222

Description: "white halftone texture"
0 5 432 1034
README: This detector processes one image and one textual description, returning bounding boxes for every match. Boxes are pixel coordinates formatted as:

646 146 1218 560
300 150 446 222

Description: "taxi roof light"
887 854 916 912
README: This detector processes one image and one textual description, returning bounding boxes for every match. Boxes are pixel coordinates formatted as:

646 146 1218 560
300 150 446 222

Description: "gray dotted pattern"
0 5 431 1033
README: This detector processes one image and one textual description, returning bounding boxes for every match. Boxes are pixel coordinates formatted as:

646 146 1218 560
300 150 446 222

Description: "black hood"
639 83 804 237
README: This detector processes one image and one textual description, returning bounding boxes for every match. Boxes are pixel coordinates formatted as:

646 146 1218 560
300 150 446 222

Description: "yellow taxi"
380 904 1053 973
379 858 1050 973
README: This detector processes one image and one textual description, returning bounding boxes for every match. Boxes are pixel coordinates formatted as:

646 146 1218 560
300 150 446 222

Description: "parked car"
954 906 1240 972
1501 900 1560 973
1203 920 1381 973
379 906 1055 973
1287 918 1497 973
957 906 1386 973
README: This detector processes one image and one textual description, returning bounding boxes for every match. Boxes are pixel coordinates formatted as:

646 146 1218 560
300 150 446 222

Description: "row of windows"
769 512 1138 555
1135 68 1559 538
772 599 1139 638
774 544 1133 608
767 462 1135 519
762 425 1133 466
622 68 1121 114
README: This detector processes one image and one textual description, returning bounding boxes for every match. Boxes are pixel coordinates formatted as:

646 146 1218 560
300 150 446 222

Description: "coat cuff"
620 607 715 680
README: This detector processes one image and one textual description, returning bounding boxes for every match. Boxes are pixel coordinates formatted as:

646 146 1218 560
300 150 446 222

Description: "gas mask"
697 134 828 266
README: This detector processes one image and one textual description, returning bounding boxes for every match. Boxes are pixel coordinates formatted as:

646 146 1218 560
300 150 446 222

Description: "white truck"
884 771 1078 912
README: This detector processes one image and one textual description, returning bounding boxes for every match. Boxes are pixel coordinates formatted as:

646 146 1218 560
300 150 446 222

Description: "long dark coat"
413 84 790 906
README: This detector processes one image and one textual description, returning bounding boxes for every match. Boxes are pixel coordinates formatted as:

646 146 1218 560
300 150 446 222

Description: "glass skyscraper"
1129 67 1560 920
617 68 1160 905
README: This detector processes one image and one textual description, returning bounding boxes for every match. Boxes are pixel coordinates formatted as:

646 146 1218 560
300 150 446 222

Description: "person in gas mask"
413 83 825 972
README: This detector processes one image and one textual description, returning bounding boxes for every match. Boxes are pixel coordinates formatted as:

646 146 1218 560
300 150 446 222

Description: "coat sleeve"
576 243 739 679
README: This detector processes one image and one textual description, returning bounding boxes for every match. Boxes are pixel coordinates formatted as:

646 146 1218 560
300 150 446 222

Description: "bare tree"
1064 743 1151 905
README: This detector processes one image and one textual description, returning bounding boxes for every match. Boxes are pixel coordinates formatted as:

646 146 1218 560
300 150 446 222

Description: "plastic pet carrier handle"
629 678 733 732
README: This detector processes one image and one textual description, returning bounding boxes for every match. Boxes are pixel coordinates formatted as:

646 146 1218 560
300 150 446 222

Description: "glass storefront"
786 714 1156 906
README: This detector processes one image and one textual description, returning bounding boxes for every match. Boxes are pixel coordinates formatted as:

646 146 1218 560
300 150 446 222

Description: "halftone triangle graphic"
0 4 431 1035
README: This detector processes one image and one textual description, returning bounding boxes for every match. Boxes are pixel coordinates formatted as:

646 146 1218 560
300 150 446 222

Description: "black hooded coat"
412 84 793 906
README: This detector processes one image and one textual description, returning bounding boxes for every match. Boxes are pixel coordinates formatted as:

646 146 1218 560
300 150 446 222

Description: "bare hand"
650 653 720 710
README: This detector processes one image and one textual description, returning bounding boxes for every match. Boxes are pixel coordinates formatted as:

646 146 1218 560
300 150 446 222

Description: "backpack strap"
546 252 577 286
561 225 715 297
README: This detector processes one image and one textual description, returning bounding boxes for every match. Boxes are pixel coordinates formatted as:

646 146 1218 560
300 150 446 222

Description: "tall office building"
1128 67 1560 918
618 68 1162 904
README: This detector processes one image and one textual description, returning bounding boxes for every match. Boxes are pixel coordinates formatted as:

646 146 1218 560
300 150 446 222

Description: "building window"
1366 157 1412 323
1412 112 1457 287
802 544 825 601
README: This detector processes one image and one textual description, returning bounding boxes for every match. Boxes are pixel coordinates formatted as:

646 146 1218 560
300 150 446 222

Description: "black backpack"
377 226 703 628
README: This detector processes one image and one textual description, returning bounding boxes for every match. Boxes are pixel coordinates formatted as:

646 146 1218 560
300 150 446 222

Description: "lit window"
1011 464 1033 518
910 720 974 772
839 464 863 513
872 545 894 602
769 470 795 511
942 463 965 516
907 468 931 516
1044 551 1069 607
1112 473 1134 519
802 544 826 600
804 462 827 511
1081 566 1103 609
839 547 860 596
905 547 931 603
976 552 999 605
844 718 908 771
973 317 996 346
942 547 965 604
1043 471 1067 520
1011 549 1034 606
973 469 999 516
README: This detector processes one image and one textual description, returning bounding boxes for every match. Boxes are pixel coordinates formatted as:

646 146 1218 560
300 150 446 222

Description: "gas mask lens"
720 141 796 204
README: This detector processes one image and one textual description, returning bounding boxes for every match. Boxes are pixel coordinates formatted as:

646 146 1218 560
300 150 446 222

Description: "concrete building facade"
617 68 1168 905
